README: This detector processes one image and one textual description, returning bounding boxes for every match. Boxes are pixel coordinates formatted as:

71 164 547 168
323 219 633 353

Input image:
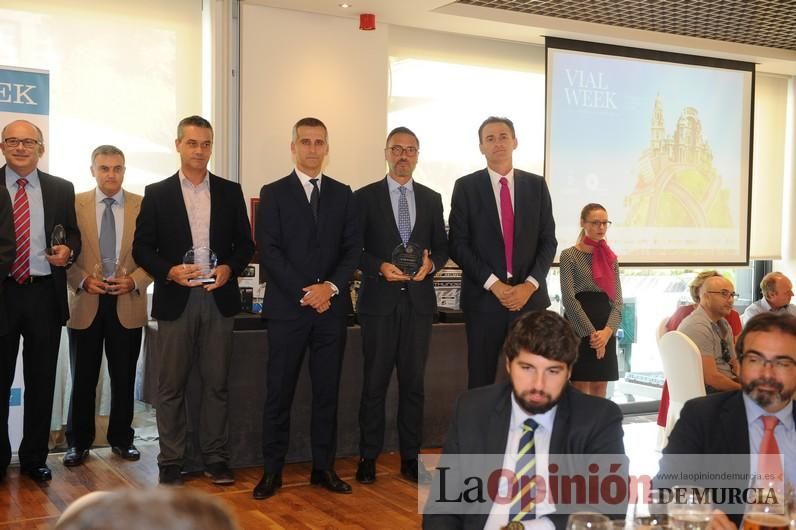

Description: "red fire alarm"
359 13 376 31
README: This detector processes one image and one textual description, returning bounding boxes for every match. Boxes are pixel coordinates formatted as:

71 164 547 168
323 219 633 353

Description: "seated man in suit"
354 126 448 485
63 145 153 467
660 312 796 529
742 272 796 324
677 275 741 393
423 310 626 530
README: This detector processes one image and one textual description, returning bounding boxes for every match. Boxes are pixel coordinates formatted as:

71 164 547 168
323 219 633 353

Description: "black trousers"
358 292 433 461
0 277 62 471
465 309 523 389
261 310 346 473
66 295 142 450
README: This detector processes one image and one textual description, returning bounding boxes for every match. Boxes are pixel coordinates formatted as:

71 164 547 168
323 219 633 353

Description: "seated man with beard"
423 310 627 530
660 312 796 529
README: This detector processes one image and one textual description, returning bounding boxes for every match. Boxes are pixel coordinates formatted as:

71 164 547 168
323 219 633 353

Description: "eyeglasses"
3 137 41 149
742 352 796 371
585 220 612 228
386 145 418 157
706 290 739 300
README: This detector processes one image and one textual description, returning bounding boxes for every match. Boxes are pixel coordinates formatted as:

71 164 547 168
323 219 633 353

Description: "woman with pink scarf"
559 203 623 398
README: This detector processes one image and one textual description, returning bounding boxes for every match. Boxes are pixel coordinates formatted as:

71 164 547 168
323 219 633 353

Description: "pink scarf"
582 237 617 301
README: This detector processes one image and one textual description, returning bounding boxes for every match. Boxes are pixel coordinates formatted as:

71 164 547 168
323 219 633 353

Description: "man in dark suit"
63 145 153 467
133 116 254 486
0 185 14 336
254 117 362 500
0 119 81 481
660 312 796 528
354 127 448 485
449 116 557 389
423 310 626 530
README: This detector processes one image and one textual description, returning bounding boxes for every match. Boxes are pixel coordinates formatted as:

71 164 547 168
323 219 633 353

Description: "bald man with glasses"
677 275 742 393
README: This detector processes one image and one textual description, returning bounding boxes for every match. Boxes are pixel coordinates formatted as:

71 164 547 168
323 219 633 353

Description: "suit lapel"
408 181 426 244
723 392 750 454
208 174 221 250
549 386 572 452
77 191 101 264
39 171 55 237
119 190 137 263
168 174 193 248
478 170 502 236
474 384 513 529
288 172 315 223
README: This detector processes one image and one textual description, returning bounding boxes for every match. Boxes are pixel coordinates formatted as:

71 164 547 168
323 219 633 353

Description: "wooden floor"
0 443 427 529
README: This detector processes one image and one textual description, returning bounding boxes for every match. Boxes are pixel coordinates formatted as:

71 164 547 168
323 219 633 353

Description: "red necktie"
11 178 31 284
499 177 514 276
758 415 783 489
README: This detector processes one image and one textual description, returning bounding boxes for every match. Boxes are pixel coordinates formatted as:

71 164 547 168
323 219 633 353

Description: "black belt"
7 274 53 285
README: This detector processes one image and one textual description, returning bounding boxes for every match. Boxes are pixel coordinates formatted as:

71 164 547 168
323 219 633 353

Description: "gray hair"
90 145 125 165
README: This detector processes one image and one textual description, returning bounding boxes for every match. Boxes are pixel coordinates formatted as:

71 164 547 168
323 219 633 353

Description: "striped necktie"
509 418 538 522
11 178 31 284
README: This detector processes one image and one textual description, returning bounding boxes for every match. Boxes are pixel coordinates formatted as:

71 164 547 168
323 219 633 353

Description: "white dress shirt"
179 170 211 250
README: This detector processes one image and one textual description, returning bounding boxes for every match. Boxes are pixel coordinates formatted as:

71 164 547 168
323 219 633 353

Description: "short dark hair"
386 126 419 148
735 312 796 360
177 115 213 140
292 117 328 142
503 310 579 367
90 145 125 165
478 116 515 143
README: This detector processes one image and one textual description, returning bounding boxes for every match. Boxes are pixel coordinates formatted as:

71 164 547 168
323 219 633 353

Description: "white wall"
240 4 388 203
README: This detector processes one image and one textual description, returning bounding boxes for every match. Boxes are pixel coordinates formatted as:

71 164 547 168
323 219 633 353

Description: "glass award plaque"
47 224 65 255
391 242 423 276
183 247 218 283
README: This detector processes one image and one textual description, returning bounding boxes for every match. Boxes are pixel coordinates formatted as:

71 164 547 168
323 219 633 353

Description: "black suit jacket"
0 166 80 326
448 169 556 313
354 177 448 316
659 391 795 526
132 172 254 321
256 172 362 320
423 382 626 530
0 185 15 334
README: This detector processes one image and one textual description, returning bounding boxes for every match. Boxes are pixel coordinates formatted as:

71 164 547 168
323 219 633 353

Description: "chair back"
658 331 706 444
656 317 670 342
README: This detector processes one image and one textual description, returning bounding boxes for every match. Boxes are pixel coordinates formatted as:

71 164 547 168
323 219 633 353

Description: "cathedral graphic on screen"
624 94 732 227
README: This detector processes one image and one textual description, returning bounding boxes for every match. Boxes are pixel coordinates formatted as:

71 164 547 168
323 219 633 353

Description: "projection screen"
545 38 754 266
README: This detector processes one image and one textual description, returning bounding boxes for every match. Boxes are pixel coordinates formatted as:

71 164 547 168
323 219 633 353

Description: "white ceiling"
244 0 796 75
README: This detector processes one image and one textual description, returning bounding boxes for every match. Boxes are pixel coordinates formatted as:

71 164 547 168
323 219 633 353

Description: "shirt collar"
510 391 557 434
179 169 209 189
743 392 794 431
487 166 514 187
95 188 125 206
6 166 39 189
387 174 413 193
295 168 322 188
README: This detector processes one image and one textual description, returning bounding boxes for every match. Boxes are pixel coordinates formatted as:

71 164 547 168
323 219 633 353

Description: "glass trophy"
391 242 423 276
183 247 218 283
47 224 66 255
93 259 128 294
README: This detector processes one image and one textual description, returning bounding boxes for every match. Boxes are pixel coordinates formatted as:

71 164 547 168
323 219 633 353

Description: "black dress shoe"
204 462 235 485
310 469 352 494
63 447 90 467
356 458 376 484
158 465 184 486
22 465 52 482
253 472 282 500
401 459 432 484
111 444 141 461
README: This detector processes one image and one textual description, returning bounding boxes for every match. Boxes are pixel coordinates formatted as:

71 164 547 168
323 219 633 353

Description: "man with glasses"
742 272 796 325
0 120 81 481
678 275 742 393
353 127 448 485
661 312 796 527
449 116 557 390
